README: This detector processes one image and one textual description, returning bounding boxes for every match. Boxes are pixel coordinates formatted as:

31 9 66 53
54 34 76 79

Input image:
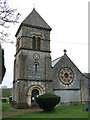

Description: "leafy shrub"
36 92 60 111
82 104 90 111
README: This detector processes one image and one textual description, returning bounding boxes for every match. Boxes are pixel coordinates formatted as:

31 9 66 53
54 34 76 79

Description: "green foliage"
36 92 60 111
2 49 6 79
1 88 12 97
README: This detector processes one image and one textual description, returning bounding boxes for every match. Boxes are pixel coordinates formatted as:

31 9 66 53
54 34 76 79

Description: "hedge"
36 92 60 111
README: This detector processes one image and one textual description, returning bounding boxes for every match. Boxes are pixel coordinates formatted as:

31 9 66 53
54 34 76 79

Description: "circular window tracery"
59 67 74 85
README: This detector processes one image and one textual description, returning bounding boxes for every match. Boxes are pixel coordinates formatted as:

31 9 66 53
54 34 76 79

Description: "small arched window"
34 61 39 73
37 37 41 50
32 36 36 50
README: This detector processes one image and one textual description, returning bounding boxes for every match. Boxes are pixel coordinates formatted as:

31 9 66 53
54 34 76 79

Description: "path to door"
1 107 43 118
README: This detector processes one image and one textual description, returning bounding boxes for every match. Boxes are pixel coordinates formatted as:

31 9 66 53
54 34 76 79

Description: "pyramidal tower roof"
23 8 51 30
16 9 52 36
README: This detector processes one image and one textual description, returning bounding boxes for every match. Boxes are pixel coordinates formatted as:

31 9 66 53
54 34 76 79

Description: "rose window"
59 67 74 85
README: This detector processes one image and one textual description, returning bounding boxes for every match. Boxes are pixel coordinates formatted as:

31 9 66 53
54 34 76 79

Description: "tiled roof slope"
22 8 52 30
52 57 62 67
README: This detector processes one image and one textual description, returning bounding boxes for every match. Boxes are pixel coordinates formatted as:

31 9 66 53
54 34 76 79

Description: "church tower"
13 9 53 108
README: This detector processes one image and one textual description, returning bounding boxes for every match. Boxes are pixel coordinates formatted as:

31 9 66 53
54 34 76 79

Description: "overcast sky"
0 0 89 88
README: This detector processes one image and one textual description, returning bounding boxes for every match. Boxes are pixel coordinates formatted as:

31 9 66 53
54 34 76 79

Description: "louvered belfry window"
32 36 36 50
32 35 41 50
37 37 41 50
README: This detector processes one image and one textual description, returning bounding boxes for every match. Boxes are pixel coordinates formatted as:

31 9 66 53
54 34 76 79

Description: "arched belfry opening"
32 34 42 50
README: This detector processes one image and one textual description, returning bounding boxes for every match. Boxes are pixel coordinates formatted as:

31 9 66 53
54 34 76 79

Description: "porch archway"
27 85 45 106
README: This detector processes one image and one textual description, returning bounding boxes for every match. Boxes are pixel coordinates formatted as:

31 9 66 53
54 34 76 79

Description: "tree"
0 0 20 83
0 44 6 84
2 48 6 80
0 0 20 43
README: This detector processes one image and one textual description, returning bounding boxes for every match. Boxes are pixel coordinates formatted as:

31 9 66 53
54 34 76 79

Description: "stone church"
12 8 89 108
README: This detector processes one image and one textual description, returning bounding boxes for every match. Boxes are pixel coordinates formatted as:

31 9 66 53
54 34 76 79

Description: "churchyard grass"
0 103 18 112
8 104 88 118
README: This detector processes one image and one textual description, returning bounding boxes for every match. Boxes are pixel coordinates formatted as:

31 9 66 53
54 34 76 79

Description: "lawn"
8 104 89 118
0 103 18 112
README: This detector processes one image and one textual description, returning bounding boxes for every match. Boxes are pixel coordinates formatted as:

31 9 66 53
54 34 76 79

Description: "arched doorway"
31 89 39 104
27 85 45 106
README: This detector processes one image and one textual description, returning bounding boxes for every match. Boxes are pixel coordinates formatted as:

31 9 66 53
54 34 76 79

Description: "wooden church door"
31 89 39 104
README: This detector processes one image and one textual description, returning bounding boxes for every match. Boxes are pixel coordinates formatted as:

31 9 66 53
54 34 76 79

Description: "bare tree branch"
0 31 14 43
0 0 20 43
